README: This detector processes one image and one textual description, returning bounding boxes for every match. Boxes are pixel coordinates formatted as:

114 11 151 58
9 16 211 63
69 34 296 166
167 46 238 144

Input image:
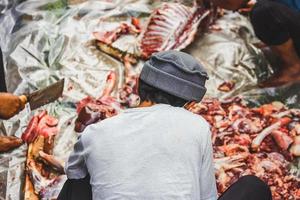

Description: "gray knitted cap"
140 50 209 102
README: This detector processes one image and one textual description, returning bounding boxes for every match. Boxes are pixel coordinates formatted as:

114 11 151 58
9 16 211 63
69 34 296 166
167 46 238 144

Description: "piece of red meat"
22 111 59 143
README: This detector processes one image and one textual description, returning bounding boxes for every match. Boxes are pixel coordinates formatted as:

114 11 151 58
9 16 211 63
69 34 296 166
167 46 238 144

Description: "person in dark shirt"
212 0 300 87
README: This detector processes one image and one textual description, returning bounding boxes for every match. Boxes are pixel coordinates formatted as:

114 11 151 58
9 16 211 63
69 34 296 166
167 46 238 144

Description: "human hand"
0 136 23 152
0 93 25 119
39 151 65 174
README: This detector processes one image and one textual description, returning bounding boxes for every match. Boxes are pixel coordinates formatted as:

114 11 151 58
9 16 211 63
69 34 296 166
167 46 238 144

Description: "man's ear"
184 101 196 110
139 100 154 107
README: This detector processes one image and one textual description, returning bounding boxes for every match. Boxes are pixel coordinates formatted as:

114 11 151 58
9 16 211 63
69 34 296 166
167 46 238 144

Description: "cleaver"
19 79 65 110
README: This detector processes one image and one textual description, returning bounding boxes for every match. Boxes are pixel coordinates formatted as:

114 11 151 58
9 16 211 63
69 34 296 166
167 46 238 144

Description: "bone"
251 117 292 151
96 41 137 64
214 153 248 171
289 136 300 156
271 130 293 151
218 144 249 156
101 71 117 97
271 111 291 119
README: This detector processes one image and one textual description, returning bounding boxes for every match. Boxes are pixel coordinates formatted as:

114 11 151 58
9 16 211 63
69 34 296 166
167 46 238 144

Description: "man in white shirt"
58 51 271 200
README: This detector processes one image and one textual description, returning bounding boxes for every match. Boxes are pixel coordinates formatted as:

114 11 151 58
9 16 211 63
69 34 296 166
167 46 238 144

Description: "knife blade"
20 79 65 110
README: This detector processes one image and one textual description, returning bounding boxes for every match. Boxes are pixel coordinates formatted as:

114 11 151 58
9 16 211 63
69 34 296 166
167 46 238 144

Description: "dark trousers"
218 175 272 200
0 48 7 92
57 175 92 200
57 175 272 200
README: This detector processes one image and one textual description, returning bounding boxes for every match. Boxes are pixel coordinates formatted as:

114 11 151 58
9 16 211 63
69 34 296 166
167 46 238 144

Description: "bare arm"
271 38 300 69
0 93 25 120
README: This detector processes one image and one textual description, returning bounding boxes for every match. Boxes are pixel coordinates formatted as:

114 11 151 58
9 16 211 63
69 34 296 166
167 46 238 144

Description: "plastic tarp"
0 0 298 199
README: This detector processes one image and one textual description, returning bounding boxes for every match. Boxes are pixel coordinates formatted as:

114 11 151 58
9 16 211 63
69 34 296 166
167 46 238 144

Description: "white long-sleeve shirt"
66 104 217 200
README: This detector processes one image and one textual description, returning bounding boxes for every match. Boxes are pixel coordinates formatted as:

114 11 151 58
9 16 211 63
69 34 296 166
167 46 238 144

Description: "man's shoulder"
165 107 211 146
167 106 210 130
171 106 208 120
79 114 124 142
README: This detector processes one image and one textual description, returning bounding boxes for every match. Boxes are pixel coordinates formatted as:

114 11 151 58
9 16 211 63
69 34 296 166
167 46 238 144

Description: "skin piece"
0 136 23 152
212 0 300 87
0 92 25 119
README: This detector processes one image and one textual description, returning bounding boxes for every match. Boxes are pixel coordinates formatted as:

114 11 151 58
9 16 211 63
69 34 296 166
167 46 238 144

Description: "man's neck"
138 101 156 108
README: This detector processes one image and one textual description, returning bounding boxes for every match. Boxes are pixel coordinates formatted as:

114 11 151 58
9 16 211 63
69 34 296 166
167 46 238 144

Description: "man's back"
66 104 217 200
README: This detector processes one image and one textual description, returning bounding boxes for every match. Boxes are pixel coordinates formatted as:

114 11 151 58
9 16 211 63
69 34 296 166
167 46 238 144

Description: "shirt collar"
124 104 172 113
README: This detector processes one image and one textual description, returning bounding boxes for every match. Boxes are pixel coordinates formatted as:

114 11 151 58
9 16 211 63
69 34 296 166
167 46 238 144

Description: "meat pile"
188 97 300 200
22 111 66 200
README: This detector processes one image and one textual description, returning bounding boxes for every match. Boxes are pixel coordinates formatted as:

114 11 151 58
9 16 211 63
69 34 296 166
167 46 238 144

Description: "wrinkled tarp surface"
0 0 299 199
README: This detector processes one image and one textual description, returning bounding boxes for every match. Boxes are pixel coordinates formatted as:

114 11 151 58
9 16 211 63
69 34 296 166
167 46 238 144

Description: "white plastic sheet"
1 0 296 199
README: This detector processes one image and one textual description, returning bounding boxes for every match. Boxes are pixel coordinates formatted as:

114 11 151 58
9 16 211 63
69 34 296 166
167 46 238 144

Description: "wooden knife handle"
19 95 28 109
